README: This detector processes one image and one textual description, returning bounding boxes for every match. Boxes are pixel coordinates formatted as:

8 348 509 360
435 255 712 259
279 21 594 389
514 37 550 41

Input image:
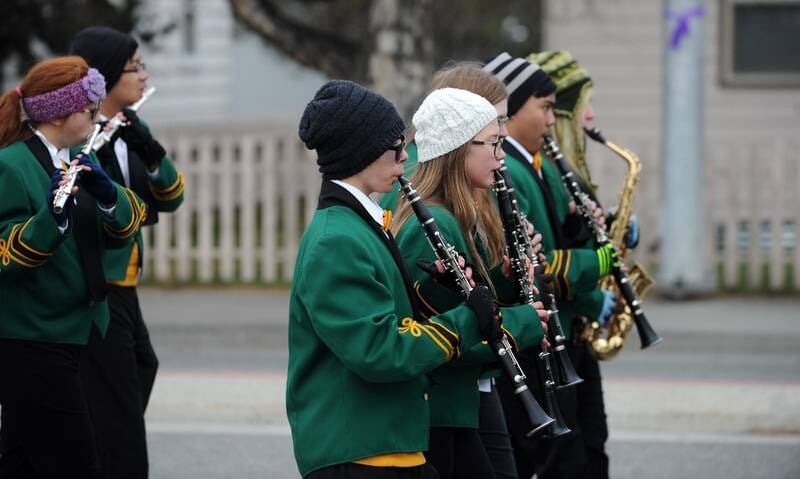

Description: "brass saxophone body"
581 127 656 360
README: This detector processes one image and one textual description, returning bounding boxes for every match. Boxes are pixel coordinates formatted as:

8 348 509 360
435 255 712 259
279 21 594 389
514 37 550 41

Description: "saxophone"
580 127 657 360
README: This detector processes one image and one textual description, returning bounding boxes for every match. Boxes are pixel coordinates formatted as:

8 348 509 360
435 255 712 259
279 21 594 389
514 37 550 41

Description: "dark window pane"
733 4 800 73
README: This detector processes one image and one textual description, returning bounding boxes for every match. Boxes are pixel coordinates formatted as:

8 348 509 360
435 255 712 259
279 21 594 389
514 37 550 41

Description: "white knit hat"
413 88 498 163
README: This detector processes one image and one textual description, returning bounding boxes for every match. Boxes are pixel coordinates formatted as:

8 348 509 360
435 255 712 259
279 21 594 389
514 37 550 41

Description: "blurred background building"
2 0 798 292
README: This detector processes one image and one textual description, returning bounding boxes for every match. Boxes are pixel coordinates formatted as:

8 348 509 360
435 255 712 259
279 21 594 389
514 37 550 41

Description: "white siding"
544 0 800 289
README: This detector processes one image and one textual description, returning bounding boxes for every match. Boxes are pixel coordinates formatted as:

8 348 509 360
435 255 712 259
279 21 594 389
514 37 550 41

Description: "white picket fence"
708 138 800 291
141 118 320 284
140 120 800 291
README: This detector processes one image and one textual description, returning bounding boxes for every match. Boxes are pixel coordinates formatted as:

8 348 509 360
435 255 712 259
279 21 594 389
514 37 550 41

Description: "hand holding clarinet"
398 175 555 436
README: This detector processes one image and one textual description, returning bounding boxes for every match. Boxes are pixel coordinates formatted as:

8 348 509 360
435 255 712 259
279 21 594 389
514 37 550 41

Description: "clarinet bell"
552 344 583 389
635 312 663 350
518 387 556 437
542 392 572 439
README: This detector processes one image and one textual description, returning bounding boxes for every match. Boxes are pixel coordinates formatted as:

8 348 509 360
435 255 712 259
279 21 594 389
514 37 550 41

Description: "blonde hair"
393 61 509 288
552 82 595 191
406 62 508 143
431 62 507 105
392 143 505 291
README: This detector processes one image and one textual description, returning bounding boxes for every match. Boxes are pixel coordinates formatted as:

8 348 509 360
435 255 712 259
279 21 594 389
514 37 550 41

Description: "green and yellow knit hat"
527 51 592 117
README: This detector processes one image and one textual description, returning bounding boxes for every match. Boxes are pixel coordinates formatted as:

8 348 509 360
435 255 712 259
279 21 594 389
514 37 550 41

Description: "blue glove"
46 169 75 228
606 207 640 250
625 214 640 249
596 290 617 326
75 153 117 206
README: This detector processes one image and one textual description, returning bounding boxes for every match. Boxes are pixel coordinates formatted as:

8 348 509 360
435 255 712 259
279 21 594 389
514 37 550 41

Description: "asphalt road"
139 289 800 478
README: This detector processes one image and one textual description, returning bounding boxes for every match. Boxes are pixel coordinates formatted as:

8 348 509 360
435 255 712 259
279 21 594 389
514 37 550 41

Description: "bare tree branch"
228 0 363 79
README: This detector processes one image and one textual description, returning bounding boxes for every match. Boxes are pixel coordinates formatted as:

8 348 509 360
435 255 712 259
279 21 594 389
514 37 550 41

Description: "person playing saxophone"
483 52 620 479
526 50 645 479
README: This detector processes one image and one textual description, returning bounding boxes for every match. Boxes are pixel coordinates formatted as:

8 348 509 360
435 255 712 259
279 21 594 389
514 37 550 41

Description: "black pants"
498 341 609 479
80 286 159 479
306 462 439 479
495 346 545 479
479 386 518 479
0 338 98 479
426 427 496 479
537 341 609 479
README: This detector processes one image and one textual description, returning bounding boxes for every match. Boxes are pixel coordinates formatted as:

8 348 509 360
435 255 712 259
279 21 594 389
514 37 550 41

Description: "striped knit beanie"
483 52 556 116
528 51 592 117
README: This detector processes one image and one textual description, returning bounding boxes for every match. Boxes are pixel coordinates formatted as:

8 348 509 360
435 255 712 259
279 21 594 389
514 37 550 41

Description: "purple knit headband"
20 68 106 123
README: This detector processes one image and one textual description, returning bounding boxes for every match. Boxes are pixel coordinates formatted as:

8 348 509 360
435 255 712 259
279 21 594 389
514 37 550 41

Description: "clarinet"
398 176 554 437
541 136 662 349
493 168 571 438
496 163 582 389
52 124 103 214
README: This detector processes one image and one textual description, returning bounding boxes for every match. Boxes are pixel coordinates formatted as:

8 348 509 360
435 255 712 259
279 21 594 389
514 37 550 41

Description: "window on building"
720 0 800 87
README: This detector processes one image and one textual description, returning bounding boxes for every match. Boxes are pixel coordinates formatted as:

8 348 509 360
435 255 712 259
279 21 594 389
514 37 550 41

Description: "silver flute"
52 124 103 214
92 86 156 152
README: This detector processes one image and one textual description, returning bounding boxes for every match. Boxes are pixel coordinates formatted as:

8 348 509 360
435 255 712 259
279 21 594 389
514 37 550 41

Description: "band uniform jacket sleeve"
79 149 149 246
505 154 602 300
140 119 185 212
540 157 605 321
290 205 483 383
97 120 182 281
395 204 545 429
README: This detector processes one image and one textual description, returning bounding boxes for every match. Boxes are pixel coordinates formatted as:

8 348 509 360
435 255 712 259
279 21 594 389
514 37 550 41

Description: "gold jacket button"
423 393 429 401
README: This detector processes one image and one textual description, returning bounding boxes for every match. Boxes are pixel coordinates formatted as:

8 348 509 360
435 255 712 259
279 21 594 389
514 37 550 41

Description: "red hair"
0 56 90 148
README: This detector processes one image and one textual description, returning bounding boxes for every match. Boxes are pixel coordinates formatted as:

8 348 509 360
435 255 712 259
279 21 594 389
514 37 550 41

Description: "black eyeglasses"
471 136 505 157
122 63 146 74
387 134 406 163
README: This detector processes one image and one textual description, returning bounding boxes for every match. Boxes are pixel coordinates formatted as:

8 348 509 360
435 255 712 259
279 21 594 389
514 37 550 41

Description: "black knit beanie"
299 80 405 180
483 52 557 117
69 27 138 92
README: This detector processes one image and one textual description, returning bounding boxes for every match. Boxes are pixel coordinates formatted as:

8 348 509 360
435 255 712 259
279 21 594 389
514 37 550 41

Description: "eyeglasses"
387 134 406 163
82 102 101 119
122 62 146 74
471 136 505 157
497 115 509 129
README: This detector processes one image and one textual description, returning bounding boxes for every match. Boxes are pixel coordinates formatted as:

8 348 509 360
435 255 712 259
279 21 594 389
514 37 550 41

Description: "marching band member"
484 52 615 479
381 63 530 479
288 79 503 479
393 87 549 479
70 26 185 479
527 50 640 479
0 56 146 478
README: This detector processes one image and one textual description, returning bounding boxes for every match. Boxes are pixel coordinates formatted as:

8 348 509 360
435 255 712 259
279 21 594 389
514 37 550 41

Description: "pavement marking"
147 421 800 446
157 370 800 388
148 421 291 436
611 430 800 445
